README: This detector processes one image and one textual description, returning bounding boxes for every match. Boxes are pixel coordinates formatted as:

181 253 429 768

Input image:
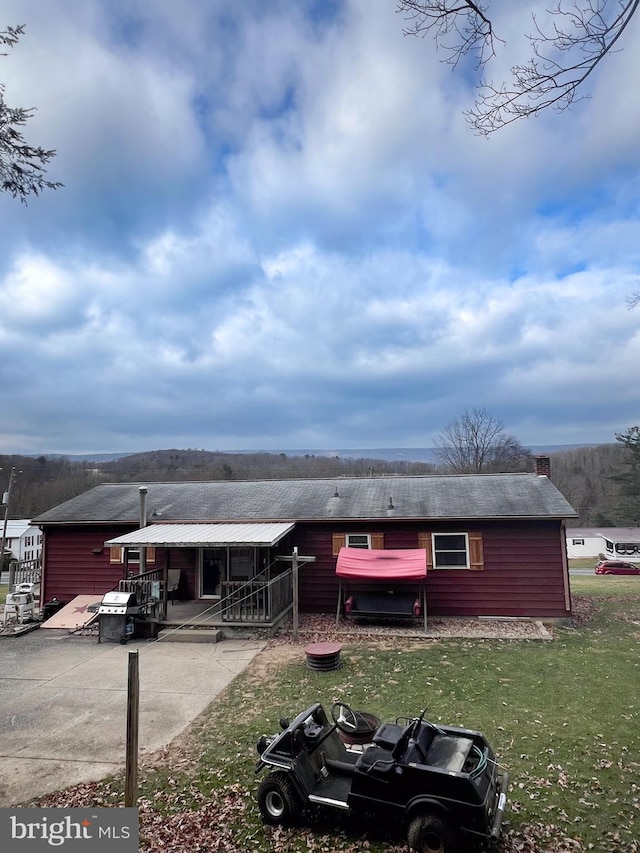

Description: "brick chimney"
535 455 551 477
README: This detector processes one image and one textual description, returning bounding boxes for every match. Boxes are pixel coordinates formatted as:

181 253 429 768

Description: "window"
432 533 469 569
572 538 585 546
229 547 254 580
332 532 384 555
109 547 155 564
615 542 640 556
346 534 371 549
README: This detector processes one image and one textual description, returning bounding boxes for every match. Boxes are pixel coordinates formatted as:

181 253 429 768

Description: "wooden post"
423 585 428 633
138 487 147 574
276 551 315 638
292 546 299 643
125 650 140 808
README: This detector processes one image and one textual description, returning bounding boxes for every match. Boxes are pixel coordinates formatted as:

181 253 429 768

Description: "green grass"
0 584 7 606
33 579 640 852
568 557 599 569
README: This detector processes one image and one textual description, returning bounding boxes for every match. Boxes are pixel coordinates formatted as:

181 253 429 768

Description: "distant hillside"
28 442 599 465
2 442 631 526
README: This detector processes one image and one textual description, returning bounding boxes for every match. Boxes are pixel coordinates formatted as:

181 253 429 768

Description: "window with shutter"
427 532 484 570
370 533 384 550
332 533 346 556
468 532 484 571
109 546 123 564
418 532 433 570
346 533 371 549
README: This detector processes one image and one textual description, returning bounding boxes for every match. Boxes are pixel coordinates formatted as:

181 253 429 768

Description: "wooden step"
157 627 223 643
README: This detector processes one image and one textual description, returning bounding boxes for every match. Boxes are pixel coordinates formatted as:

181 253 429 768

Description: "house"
566 527 640 562
33 456 577 626
1 519 42 567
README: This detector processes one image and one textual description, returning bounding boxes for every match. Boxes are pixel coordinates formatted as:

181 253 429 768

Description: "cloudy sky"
1 0 639 456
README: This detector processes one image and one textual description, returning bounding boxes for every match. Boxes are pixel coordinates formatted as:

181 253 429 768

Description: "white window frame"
346 533 371 549
432 532 470 569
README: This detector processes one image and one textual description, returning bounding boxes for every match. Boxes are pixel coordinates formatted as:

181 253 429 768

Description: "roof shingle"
33 474 577 524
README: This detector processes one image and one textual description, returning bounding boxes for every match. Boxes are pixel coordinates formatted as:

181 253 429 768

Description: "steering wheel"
331 701 359 733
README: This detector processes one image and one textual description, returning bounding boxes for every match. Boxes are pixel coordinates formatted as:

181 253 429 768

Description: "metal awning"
105 522 295 548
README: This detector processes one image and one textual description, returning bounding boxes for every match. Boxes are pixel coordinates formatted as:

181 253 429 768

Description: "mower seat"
372 722 405 751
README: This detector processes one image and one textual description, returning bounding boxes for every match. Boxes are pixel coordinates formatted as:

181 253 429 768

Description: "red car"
594 560 640 576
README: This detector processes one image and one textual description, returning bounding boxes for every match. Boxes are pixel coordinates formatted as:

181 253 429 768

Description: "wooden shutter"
370 533 384 550
468 532 484 571
418 532 433 571
109 546 123 564
146 547 156 564
332 533 346 556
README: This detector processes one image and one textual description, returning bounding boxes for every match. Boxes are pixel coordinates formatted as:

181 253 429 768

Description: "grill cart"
98 590 140 644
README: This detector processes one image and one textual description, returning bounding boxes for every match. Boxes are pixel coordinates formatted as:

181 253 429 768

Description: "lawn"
30 576 640 852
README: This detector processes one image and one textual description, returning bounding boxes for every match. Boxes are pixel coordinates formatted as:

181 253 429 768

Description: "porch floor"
160 599 292 631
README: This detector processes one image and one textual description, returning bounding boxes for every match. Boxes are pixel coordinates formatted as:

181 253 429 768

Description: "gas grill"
98 590 141 644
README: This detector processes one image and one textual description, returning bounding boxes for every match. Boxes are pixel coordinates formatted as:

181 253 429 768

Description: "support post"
423 585 428 633
292 546 299 643
125 650 140 808
0 467 17 589
138 487 147 574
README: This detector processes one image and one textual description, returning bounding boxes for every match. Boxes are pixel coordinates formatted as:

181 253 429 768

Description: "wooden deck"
160 598 293 631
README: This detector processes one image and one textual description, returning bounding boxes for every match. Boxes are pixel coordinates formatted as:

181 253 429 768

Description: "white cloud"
1 0 640 454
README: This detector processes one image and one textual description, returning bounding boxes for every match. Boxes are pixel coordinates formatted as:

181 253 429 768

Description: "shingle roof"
33 474 577 524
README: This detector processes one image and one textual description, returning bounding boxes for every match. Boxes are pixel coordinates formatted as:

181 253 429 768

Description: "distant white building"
566 527 640 562
1 519 42 564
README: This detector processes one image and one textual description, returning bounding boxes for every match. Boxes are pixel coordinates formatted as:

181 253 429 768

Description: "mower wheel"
408 812 462 853
257 772 301 825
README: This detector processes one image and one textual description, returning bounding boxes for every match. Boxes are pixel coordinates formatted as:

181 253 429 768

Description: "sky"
1 0 639 456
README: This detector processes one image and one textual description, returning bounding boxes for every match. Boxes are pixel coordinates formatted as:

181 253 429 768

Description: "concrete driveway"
0 629 264 806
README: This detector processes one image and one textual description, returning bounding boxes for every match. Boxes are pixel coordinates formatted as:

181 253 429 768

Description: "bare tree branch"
398 1 640 134
468 0 640 134
627 289 640 309
397 1 501 68
0 24 62 203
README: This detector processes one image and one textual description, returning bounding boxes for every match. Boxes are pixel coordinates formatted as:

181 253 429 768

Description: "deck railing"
7 557 41 589
118 567 164 616
219 571 292 622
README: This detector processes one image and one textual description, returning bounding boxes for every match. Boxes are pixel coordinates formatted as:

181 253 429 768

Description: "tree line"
2 419 640 527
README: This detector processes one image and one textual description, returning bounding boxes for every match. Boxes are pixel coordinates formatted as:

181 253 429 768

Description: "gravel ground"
270 612 554 644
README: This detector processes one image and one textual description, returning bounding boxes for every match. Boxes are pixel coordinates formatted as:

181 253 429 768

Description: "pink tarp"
336 548 427 580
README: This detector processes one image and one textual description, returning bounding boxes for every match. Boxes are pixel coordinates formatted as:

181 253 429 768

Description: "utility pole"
0 467 18 588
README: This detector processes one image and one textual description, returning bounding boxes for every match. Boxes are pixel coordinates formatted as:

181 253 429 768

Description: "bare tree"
435 407 531 472
397 1 639 134
1 25 62 202
612 425 640 522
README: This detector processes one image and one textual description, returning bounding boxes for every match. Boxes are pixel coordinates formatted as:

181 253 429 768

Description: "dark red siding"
42 524 137 603
292 520 570 619
41 518 570 618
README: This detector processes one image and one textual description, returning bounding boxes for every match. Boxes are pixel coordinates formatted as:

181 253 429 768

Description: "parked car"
255 701 508 852
594 560 640 575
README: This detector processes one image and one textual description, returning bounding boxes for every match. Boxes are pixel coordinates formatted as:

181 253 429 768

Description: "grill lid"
101 591 136 606
98 590 138 615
